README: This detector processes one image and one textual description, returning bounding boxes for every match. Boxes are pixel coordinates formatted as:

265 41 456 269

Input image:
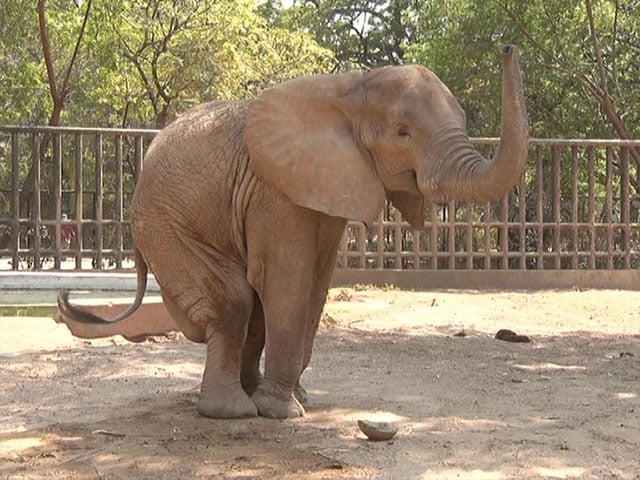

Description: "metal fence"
0 126 157 271
338 139 640 273
1 126 639 281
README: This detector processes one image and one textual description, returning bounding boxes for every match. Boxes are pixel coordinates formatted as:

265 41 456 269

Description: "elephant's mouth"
385 169 422 196
387 169 453 205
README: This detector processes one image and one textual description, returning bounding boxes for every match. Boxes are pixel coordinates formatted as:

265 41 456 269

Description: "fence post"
115 134 123 269
10 133 20 270
94 133 104 269
620 147 631 269
32 133 42 271
53 133 62 270
74 133 83 269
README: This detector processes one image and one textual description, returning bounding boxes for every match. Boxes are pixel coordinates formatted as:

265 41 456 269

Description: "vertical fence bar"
74 133 83 269
587 147 596 269
571 147 579 268
605 147 614 269
448 202 456 269
133 134 144 264
393 210 402 268
115 134 124 268
430 205 438 270
32 133 41 270
11 133 20 270
552 145 561 269
500 194 509 269
357 223 365 268
465 205 473 269
518 173 526 270
536 145 544 270
378 212 386 269
134 135 144 181
53 133 62 269
483 202 491 270
412 223 421 270
94 133 104 269
620 147 630 268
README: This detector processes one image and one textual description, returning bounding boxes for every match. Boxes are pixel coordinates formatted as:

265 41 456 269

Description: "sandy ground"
1 288 639 479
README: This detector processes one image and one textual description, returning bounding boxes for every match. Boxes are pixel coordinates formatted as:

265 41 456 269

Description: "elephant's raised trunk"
425 45 529 203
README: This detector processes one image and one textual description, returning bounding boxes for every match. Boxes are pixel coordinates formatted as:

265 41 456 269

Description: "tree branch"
37 0 58 104
584 0 640 168
585 0 608 93
60 0 92 98
494 0 555 61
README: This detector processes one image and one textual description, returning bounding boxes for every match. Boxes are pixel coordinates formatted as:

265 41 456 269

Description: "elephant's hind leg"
162 284 258 419
198 318 258 419
146 238 258 418
192 272 260 419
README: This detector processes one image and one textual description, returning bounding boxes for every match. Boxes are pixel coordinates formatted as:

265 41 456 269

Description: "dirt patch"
1 289 639 479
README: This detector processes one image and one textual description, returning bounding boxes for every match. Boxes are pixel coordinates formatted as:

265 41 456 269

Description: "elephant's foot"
197 386 258 419
251 381 305 419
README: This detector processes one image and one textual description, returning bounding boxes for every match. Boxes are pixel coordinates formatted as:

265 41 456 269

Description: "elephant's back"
133 101 251 252
145 100 249 183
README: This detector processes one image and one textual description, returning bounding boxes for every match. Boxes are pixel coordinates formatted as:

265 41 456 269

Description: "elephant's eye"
397 125 411 138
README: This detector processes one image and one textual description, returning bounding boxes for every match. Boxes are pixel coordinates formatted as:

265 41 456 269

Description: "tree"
37 0 92 127
268 0 417 71
405 0 640 143
98 0 334 127
11 0 93 220
0 0 334 128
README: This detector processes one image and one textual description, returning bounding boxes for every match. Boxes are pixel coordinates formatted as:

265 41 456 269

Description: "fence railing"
0 126 158 271
338 139 640 273
1 126 639 278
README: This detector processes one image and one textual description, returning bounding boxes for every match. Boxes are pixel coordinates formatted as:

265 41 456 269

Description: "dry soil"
1 288 639 479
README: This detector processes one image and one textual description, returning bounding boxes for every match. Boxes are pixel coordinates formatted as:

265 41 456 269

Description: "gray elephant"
58 45 528 419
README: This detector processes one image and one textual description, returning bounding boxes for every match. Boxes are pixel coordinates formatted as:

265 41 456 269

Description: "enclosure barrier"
0 126 638 288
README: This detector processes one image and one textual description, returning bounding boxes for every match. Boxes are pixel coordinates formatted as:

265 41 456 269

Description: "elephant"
58 45 528 420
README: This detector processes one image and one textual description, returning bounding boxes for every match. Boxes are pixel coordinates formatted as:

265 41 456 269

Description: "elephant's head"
245 45 528 228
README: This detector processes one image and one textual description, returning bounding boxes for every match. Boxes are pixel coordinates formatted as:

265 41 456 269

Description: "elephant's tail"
57 248 148 324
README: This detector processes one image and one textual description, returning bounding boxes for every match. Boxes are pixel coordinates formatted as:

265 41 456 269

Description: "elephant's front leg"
240 295 309 406
248 268 312 419
244 188 347 419
295 247 343 407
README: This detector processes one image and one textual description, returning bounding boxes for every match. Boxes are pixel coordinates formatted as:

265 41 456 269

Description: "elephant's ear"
387 190 425 229
244 75 386 224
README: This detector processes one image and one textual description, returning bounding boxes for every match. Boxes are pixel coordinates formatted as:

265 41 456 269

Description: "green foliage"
269 0 417 71
266 0 640 140
101 0 334 126
0 0 334 128
0 1 49 124
2 0 639 138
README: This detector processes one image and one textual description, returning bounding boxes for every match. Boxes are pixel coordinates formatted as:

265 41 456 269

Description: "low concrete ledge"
332 269 640 291
0 271 160 292
2 269 638 295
